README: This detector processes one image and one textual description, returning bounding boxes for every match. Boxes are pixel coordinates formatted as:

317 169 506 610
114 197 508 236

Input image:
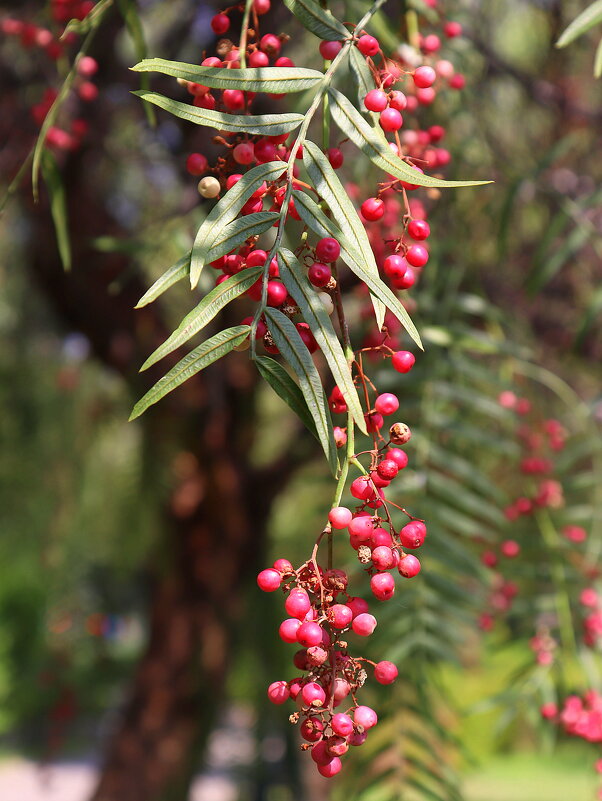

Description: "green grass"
463 749 597 801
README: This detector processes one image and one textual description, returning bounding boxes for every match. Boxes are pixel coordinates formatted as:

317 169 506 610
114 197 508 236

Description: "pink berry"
408 219 430 240
350 476 375 501
302 681 326 706
398 554 421 578
370 571 395 600
364 89 388 112
267 680 290 704
279 618 301 643
501 540 520 558
372 547 396 571
267 280 287 306
328 604 353 629
329 506 353 529
311 740 332 765
297 621 323 647
315 237 340 262
317 757 342 778
273 558 293 574
360 197 385 221
449 73 466 90
331 712 354 737
406 244 429 267
257 568 281 591
301 717 324 741
389 90 407 110
354 705 378 729
392 351 415 373
413 66 436 88
444 21 462 37
374 660 398 684
383 254 408 280
352 613 377 636
211 13 230 34
260 33 281 55
249 50 269 67
254 0 271 13
348 730 368 746
348 515 374 540
285 589 311 619
371 527 393 548
374 392 399 416
357 35 379 57
399 521 427 549
422 34 441 53
365 412 384 433
319 40 342 60
380 108 403 132
308 261 331 287
346 597 369 618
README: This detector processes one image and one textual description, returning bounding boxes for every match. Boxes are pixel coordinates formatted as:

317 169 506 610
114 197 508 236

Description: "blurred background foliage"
0 0 601 800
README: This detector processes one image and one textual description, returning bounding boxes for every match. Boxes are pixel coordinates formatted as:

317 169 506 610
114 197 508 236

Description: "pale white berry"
198 176 221 198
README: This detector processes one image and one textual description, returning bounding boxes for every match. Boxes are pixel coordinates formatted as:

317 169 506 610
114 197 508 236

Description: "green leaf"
61 0 113 37
130 326 250 420
282 0 349 40
328 88 492 189
302 140 385 328
277 247 367 434
205 212 279 263
132 59 325 93
556 0 602 47
595 34 602 77
348 46 378 123
40 151 71 272
136 253 190 308
264 308 338 475
293 190 423 349
118 0 156 126
190 161 284 289
132 91 304 135
140 266 262 370
254 355 318 439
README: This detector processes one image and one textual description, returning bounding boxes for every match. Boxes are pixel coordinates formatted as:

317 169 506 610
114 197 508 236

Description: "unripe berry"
279 618 301 643
267 680 290 704
331 712 354 737
413 65 436 88
257 568 281 591
398 554 421 578
285 589 311 619
319 40 342 60
375 392 399 416
354 705 378 729
380 108 403 132
377 459 399 480
406 244 429 268
399 521 427 549
186 153 208 176
302 681 326 706
370 571 395 600
407 219 430 240
198 176 221 198
329 506 353 529
308 262 331 287
360 197 385 221
352 612 377 636
357 35 379 56
210 13 230 34
364 89 388 112
374 661 398 684
315 237 340 262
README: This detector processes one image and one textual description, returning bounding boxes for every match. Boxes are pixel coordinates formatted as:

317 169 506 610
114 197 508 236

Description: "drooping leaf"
556 0 602 47
41 151 71 271
277 247 367 433
348 46 378 123
132 59 325 93
118 0 156 126
254 355 318 439
282 0 349 40
205 212 279 263
264 308 338 474
136 253 190 308
190 161 284 288
293 191 423 349
302 140 385 328
130 326 250 419
328 87 491 188
132 91 304 135
140 267 262 370
61 0 113 37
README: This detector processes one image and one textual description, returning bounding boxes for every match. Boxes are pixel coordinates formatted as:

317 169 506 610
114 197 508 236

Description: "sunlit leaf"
205 212 279 263
556 0 602 47
283 0 349 39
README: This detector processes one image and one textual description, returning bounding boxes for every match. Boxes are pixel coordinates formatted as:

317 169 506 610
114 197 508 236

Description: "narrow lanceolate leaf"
190 161 284 288
282 0 349 40
132 59 325 93
294 190 424 349
140 266 262 371
264 308 338 475
132 91 304 135
205 212 278 263
136 253 190 308
349 46 378 123
556 0 602 47
328 88 492 189
277 247 367 434
118 0 156 126
41 151 71 271
130 326 249 420
595 35 602 77
61 0 113 37
302 141 385 328
255 355 318 439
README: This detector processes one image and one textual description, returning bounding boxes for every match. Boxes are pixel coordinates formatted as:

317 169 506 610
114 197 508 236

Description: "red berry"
254 0 271 13
327 147 344 168
301 681 326 706
308 262 332 287
348 515 374 540
387 448 408 469
413 65 436 88
365 411 384 432
254 138 278 163
398 554 421 578
389 90 407 110
331 712 354 737
211 13 230 34
317 757 342 778
399 521 426 549
372 546 396 571
449 73 466 89
328 604 353 629
357 35 379 57
405 244 429 267
370 571 395 600
377 459 399 480
285 589 311 619
267 280 287 306
407 219 430 240
301 717 324 741
383 254 408 280
501 540 520 558
364 89 388 112
260 33 281 56
249 50 269 67
374 392 399 416
392 266 415 290
329 385 347 414
346 597 369 618
352 612 377 636
296 322 318 353
380 108 403 131
319 40 342 60
315 237 340 262
279 618 301 643
360 197 385 222
374 661 398 684
444 21 462 37
267 680 289 704
257 568 281 591
329 506 352 529
391 351 415 373
186 153 208 176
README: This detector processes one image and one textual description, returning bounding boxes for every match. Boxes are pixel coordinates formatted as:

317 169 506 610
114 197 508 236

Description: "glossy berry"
364 89 388 112
279 618 301 643
267 280 287 306
413 65 436 88
222 89 245 110
387 448 408 469
383 254 408 280
354 705 378 729
318 757 342 778
360 197 385 221
370 571 395 600
392 350 415 373
285 589 311 619
327 147 344 168
374 661 398 684
186 153 208 175
348 515 374 539
257 568 281 591
210 13 230 34
346 596 369 618
254 0 271 13
408 219 430 240
331 712 354 737
399 521 426 549
329 385 347 414
297 621 323 647
398 554 421 578
308 262 331 287
267 680 289 704
380 108 403 131
357 35 379 57
301 682 326 706
406 244 429 267
329 506 352 529
352 612 377 636
392 266 415 290
249 50 269 67
260 33 281 55
315 237 340 262
375 393 399 416
319 40 342 60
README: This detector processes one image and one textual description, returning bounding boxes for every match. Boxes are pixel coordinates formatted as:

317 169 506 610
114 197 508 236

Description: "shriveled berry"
300 717 324 741
389 422 412 444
